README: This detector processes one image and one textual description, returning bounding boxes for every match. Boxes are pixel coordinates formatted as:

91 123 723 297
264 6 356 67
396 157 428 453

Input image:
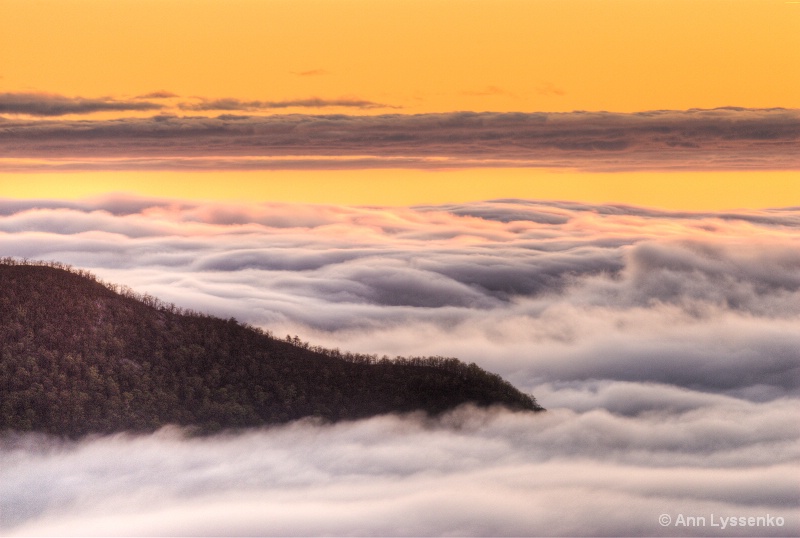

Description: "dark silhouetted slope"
0 259 543 437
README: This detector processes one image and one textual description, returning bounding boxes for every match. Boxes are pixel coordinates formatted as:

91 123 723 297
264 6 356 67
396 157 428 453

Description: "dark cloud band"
0 92 162 117
1 108 798 171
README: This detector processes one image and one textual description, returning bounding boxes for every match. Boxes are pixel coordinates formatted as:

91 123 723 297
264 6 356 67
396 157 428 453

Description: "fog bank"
1 197 798 535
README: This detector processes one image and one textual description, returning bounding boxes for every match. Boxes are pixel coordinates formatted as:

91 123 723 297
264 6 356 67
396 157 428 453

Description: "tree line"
0 258 542 437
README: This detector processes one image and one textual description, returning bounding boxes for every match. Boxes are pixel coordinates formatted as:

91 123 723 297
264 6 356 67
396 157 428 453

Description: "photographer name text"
659 513 785 529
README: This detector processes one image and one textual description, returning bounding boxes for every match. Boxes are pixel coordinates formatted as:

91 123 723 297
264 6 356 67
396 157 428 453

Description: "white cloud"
2 404 798 536
1 196 798 535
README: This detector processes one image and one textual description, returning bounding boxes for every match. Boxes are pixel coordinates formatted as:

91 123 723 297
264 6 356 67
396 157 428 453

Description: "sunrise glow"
2 2 799 536
1 0 798 208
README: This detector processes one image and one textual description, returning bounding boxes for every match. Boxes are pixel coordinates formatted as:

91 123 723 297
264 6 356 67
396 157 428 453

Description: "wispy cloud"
2 108 797 171
535 81 567 96
462 85 516 97
0 92 162 117
292 69 330 76
179 97 396 111
134 90 179 100
0 91 392 119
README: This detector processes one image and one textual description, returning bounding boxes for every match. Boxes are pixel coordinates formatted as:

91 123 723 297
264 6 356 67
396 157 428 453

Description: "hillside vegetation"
0 259 542 437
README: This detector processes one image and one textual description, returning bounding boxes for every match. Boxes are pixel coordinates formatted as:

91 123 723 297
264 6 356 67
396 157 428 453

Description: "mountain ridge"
0 259 542 437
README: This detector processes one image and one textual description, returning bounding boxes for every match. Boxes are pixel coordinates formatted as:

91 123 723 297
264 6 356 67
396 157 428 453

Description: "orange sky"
3 0 798 113
1 0 799 209
0 169 798 211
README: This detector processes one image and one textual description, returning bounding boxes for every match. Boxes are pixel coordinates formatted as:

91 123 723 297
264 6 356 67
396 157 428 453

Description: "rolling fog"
1 197 798 536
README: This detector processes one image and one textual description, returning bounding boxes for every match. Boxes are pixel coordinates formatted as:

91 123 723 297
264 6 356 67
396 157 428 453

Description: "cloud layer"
0 92 393 118
2 107 798 171
180 97 394 111
1 197 798 397
1 197 798 535
2 403 798 536
0 92 162 116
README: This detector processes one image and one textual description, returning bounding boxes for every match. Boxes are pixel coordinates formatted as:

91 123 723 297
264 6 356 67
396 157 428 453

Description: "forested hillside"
0 259 542 437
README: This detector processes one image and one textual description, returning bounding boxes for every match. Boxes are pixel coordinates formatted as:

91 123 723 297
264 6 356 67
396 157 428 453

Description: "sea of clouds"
1 197 798 536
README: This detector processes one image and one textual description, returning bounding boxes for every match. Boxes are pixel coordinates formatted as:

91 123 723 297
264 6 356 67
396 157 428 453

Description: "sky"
1 1 799 536
1 0 799 208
